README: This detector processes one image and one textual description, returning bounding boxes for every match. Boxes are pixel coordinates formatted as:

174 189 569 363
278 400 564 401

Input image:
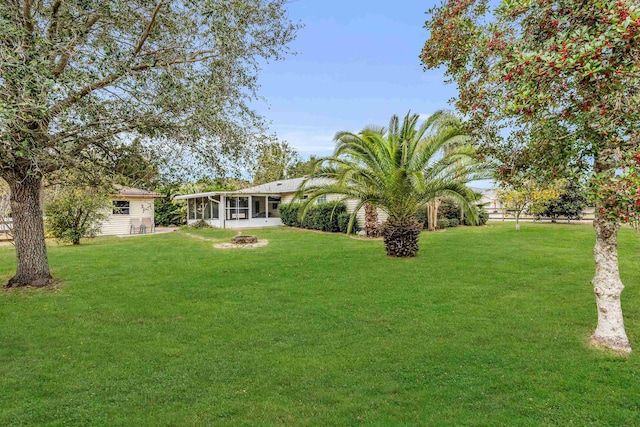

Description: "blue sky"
254 0 457 158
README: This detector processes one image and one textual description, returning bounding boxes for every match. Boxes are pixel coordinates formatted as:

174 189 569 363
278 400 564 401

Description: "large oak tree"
0 0 299 287
422 0 640 352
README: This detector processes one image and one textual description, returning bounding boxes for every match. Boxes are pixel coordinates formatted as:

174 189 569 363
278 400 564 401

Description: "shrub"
311 202 345 232
154 186 185 226
463 206 489 226
279 202 358 234
477 209 489 225
437 218 450 229
416 207 429 229
189 219 211 229
45 187 110 245
541 180 587 222
449 218 459 227
338 211 360 234
279 203 301 227
439 199 461 220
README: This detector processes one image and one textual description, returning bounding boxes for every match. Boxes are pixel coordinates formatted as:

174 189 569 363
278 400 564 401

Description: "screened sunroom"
176 192 282 229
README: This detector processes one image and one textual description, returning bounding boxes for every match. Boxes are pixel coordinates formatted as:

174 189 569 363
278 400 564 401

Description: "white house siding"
342 198 388 227
281 192 296 204
99 197 156 236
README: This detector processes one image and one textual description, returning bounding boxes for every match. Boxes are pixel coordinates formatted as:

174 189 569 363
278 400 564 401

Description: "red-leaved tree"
422 0 640 352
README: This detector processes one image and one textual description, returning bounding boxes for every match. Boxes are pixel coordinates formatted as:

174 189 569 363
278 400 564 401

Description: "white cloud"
272 125 336 158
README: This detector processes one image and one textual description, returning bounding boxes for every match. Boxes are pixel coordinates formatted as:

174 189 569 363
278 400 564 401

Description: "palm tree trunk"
364 202 380 237
381 217 422 257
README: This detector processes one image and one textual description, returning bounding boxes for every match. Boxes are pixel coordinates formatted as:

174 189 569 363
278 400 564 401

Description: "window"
316 195 327 204
113 201 130 215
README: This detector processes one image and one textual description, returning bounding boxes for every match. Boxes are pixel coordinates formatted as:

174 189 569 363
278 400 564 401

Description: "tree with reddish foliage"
422 0 640 352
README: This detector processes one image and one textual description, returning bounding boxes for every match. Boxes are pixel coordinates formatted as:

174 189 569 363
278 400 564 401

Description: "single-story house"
99 185 163 235
470 187 505 219
174 177 388 229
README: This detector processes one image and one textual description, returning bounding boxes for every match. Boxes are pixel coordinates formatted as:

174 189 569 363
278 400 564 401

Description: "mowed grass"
1 222 639 426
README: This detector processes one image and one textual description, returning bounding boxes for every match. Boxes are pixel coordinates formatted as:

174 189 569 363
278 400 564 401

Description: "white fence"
0 218 12 232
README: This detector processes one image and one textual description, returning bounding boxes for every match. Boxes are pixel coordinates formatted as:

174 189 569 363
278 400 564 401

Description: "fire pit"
230 235 258 244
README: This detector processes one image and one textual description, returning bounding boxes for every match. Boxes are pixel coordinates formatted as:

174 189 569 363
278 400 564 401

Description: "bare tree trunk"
5 175 53 288
515 212 520 231
426 202 435 231
590 214 631 352
426 199 441 231
364 203 380 237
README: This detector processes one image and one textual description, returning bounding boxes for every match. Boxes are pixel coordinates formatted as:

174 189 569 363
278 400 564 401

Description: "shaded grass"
0 223 639 425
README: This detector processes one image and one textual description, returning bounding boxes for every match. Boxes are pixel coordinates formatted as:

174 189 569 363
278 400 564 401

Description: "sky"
253 0 457 159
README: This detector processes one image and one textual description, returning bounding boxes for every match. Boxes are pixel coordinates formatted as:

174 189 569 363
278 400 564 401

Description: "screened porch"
185 194 282 229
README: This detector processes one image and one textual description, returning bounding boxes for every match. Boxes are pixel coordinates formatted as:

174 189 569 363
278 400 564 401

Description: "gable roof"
173 177 333 200
238 177 332 194
112 185 162 198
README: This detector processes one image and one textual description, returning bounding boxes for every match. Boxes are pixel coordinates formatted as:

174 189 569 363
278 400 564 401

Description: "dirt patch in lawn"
213 240 269 249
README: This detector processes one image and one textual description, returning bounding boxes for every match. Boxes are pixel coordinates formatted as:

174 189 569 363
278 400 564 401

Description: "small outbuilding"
99 185 163 235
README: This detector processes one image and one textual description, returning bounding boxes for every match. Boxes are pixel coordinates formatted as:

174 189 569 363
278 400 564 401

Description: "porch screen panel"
204 200 212 220
212 201 219 219
268 196 281 218
237 197 249 219
195 197 204 220
188 199 196 220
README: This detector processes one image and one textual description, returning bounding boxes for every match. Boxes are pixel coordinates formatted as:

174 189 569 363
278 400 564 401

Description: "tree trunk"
5 175 53 288
381 218 422 257
515 212 520 231
590 215 631 352
364 203 381 237
426 199 441 231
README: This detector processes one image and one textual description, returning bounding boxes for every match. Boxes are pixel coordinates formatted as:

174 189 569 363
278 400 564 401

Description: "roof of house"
237 177 332 194
174 177 332 200
469 186 497 199
112 185 163 198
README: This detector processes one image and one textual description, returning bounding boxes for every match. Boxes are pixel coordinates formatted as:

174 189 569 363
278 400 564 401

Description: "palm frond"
298 111 494 224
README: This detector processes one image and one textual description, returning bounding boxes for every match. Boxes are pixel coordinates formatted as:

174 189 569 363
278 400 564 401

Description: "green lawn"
1 223 640 426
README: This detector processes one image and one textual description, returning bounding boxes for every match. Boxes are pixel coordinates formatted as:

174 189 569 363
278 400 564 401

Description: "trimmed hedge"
279 202 359 234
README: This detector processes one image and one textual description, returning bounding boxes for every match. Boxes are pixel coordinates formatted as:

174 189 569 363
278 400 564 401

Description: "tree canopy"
422 0 640 352
422 0 640 191
1 0 300 287
252 140 299 184
1 0 300 180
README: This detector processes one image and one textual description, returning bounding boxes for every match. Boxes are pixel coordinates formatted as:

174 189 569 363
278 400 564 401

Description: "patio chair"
141 217 154 233
130 218 144 234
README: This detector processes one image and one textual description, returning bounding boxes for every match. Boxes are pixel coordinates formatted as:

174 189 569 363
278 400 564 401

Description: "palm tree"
298 111 491 257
